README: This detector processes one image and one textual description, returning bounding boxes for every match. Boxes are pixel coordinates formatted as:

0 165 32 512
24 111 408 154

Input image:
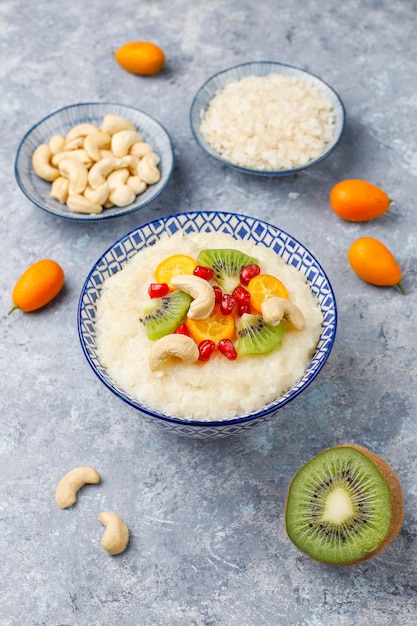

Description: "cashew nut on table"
98 511 130 556
32 114 161 214
55 466 101 509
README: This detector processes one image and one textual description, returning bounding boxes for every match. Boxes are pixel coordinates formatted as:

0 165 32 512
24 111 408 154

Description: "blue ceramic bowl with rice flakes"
190 61 345 176
77 211 337 439
15 102 174 221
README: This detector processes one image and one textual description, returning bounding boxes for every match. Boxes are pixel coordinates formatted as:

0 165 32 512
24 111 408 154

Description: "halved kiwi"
196 248 258 293
284 444 404 565
236 313 287 356
140 290 192 340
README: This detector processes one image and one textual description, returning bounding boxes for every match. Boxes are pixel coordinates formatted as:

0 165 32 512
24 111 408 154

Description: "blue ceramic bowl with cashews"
78 211 337 439
15 102 174 221
190 61 345 176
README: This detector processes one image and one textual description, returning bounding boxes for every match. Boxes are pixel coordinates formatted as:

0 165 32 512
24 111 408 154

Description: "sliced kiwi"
236 313 287 356
285 444 404 565
140 290 192 340
196 248 258 293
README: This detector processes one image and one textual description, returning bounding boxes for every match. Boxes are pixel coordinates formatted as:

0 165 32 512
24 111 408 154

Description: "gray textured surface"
1 1 416 624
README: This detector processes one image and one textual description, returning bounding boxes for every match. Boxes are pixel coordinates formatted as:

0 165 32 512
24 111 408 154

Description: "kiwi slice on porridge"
236 313 287 356
140 290 192 341
197 248 258 293
285 444 404 565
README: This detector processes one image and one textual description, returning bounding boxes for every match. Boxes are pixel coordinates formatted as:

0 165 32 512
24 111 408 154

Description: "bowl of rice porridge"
78 211 337 438
190 62 345 176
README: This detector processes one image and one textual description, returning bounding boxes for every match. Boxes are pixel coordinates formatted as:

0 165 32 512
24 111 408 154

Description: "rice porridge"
95 231 323 421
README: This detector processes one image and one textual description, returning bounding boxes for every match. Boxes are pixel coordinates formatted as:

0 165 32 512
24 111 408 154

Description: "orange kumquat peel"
330 179 391 222
247 274 288 313
114 41 165 76
155 254 198 289
347 237 405 294
186 305 236 344
9 259 65 314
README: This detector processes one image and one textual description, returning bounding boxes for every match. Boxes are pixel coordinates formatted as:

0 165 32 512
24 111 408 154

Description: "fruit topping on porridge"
139 247 305 370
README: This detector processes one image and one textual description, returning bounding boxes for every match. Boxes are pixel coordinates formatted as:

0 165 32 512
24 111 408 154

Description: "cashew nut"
67 193 103 214
55 466 100 509
32 144 60 181
52 149 93 167
99 149 117 160
101 113 137 135
261 296 305 330
84 131 111 162
122 154 140 175
149 334 199 371
87 156 126 189
64 136 87 151
84 182 109 206
129 141 154 158
107 168 129 188
106 168 136 207
137 152 161 185
170 274 215 320
58 157 88 194
50 176 70 203
48 134 66 155
109 185 136 207
98 511 130 556
111 130 144 157
65 122 97 142
127 175 147 195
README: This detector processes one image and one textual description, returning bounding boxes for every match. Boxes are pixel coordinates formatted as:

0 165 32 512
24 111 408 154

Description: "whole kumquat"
330 179 391 222
9 259 65 314
347 237 405 293
114 41 165 76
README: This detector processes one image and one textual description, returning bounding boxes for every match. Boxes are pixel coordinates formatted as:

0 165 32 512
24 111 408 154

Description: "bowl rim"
77 210 338 428
14 101 175 221
190 60 346 177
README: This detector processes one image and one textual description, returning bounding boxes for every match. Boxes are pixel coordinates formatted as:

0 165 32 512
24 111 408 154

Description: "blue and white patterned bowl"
78 211 337 438
15 102 174 221
190 61 345 176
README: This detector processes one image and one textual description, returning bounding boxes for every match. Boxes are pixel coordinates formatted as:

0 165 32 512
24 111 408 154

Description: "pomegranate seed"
240 264 261 286
217 339 237 361
237 302 251 316
174 323 189 336
212 285 223 304
148 282 169 298
193 265 214 281
198 340 215 361
220 293 235 315
233 285 250 304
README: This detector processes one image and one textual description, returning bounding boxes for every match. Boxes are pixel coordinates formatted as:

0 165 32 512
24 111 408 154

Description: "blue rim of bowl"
14 102 175 221
77 210 338 429
190 61 346 177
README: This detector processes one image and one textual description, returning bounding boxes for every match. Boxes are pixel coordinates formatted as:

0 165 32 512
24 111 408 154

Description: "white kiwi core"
323 487 353 524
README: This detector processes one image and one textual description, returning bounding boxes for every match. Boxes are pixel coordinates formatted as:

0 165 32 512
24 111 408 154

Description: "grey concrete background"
1 1 416 624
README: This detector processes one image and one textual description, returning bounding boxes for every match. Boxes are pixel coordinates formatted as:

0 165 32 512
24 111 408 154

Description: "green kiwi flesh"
196 248 258 293
236 313 287 356
285 445 402 565
140 290 192 340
